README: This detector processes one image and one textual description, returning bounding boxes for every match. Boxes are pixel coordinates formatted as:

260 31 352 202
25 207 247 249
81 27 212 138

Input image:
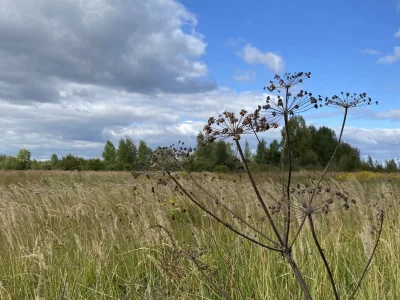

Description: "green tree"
2 156 24 170
212 141 230 167
85 158 105 171
190 133 215 171
16 149 31 169
374 160 384 172
299 150 318 166
50 153 59 169
312 126 337 166
336 143 361 171
0 155 7 169
266 139 281 165
125 138 137 165
137 140 152 169
102 140 117 164
244 140 252 162
254 139 267 165
58 154 85 171
366 155 375 170
116 139 128 166
116 138 137 168
385 159 398 172
281 116 311 166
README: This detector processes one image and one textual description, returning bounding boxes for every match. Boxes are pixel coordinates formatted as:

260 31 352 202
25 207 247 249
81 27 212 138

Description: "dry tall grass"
0 171 398 299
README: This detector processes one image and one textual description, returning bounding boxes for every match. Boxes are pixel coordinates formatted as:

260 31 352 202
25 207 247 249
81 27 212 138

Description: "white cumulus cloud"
377 47 400 64
239 44 284 73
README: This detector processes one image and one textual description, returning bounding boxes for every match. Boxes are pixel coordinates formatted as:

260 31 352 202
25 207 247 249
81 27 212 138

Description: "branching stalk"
283 86 293 247
237 139 313 300
235 140 284 245
286 251 313 300
184 172 282 248
168 171 284 252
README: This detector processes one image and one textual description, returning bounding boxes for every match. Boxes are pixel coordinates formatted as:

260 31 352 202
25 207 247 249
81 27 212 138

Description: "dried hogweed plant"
151 72 383 300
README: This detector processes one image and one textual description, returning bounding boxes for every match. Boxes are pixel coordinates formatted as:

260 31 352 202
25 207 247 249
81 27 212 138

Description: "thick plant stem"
283 87 292 247
237 139 313 300
285 251 313 300
308 215 340 300
235 140 284 245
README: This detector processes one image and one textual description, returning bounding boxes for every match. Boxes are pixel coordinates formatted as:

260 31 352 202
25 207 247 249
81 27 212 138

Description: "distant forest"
0 116 398 172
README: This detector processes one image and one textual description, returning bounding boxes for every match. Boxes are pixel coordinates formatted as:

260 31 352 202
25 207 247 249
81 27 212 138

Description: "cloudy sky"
0 0 399 161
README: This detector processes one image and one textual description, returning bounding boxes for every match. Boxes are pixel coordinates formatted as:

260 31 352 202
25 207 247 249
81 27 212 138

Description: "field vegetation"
0 170 398 299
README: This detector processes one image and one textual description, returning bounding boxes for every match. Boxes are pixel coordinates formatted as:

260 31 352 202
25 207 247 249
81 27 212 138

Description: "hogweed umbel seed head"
260 72 323 125
204 110 271 142
290 183 355 216
264 72 311 92
325 92 378 108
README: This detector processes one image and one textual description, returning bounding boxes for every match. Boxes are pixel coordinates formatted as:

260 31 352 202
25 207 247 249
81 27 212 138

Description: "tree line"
0 117 398 172
0 139 152 171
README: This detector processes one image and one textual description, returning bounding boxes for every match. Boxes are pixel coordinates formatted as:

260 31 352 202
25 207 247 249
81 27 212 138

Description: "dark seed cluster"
204 110 270 142
264 72 311 92
290 183 356 216
325 92 378 108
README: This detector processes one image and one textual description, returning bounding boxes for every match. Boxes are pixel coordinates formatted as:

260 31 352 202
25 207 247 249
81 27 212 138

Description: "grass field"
0 170 398 299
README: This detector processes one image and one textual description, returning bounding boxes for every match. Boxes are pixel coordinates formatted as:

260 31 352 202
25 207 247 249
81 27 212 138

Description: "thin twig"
168 172 284 253
348 212 384 300
185 172 282 248
235 140 284 246
289 215 307 248
308 214 340 300
179 248 233 300
314 107 348 190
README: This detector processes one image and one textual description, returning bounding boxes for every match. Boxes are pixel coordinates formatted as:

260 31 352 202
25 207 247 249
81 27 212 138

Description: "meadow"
0 170 398 299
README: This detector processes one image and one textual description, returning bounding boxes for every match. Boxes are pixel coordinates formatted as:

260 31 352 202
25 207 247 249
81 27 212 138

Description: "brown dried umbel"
151 141 194 170
259 72 323 125
325 92 378 108
264 72 311 92
259 91 323 125
290 184 356 216
204 110 270 142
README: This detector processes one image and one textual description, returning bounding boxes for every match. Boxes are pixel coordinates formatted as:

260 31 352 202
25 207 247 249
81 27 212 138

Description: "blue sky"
181 0 400 157
0 0 399 160
181 0 399 119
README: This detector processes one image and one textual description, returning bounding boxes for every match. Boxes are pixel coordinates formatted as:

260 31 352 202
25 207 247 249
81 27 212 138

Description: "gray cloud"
342 127 400 160
0 84 275 158
1 85 393 161
0 0 216 104
376 109 400 120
